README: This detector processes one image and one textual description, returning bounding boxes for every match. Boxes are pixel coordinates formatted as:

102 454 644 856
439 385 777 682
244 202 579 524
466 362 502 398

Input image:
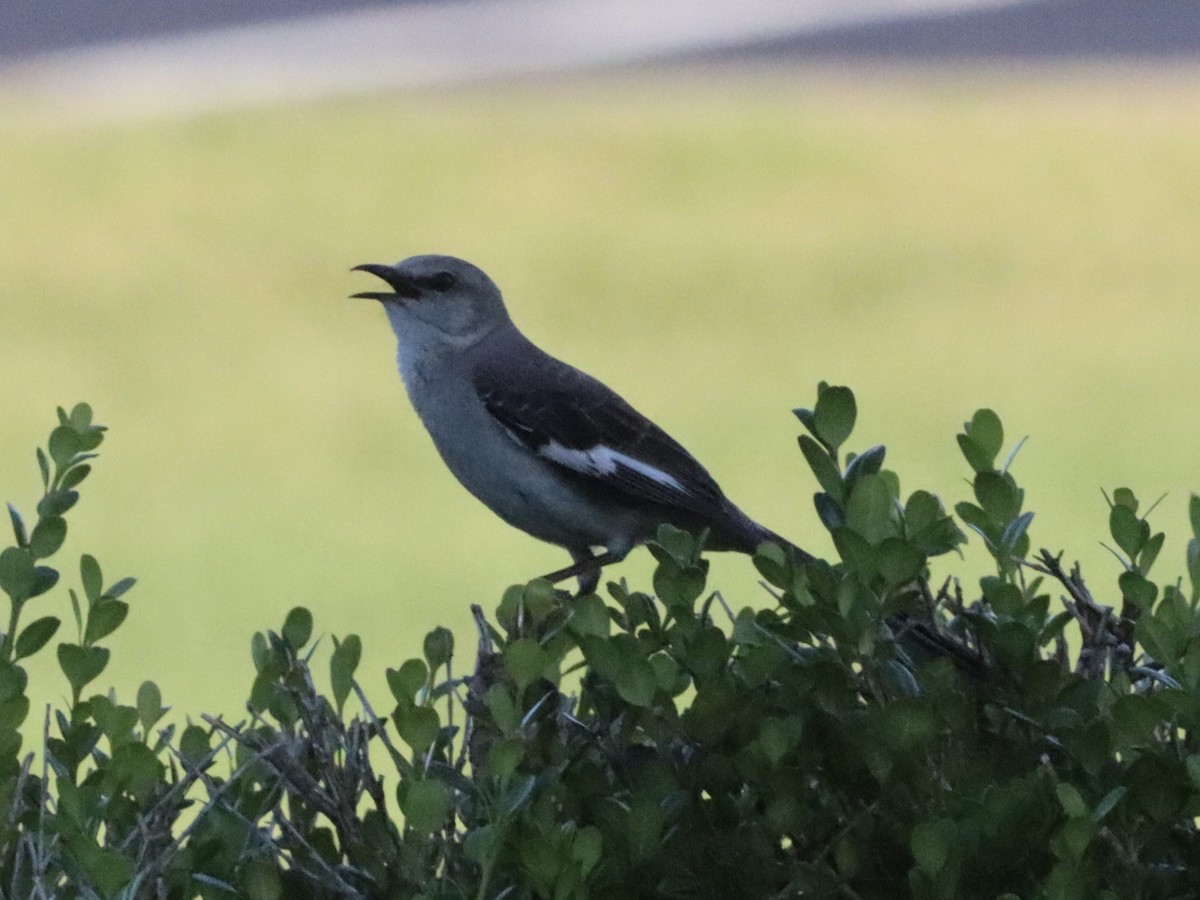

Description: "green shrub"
2 389 1198 899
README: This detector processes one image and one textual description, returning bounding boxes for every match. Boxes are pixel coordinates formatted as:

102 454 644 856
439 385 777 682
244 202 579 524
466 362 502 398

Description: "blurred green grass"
2 66 1199 720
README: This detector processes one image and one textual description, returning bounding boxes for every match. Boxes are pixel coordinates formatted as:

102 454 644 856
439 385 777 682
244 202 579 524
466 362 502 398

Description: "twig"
1033 549 1125 678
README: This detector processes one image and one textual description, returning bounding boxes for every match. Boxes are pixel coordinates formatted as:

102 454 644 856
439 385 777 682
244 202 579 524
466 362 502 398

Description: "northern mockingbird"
351 253 810 593
352 254 982 675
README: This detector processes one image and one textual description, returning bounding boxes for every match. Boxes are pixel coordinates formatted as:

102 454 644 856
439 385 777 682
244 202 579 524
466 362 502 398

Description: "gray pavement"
2 0 1196 123
0 0 1026 121
1 0 421 59
694 0 1200 61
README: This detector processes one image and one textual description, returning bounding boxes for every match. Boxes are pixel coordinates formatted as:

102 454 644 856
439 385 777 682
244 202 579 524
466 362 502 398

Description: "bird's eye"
428 272 457 293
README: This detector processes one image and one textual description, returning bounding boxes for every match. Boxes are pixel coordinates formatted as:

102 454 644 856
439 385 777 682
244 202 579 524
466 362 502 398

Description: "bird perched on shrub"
353 254 983 674
352 254 809 593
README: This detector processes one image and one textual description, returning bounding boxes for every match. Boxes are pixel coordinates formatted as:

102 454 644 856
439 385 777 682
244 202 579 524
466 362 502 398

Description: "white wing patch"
540 441 687 494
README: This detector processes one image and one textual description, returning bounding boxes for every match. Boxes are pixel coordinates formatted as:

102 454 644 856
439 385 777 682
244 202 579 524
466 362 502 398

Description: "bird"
351 253 810 595
352 254 984 675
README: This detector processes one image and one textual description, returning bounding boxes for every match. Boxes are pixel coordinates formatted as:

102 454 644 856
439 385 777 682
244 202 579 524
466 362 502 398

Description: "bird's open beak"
350 263 417 301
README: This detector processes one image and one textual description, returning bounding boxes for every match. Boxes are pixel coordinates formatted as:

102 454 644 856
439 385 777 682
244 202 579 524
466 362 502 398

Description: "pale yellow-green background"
2 65 1199 724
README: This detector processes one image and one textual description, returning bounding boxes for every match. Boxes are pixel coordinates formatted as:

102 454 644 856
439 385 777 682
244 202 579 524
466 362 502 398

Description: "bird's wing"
471 343 728 519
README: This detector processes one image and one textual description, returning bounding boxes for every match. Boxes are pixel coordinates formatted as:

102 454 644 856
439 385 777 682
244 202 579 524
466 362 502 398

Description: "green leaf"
14 616 60 661
845 473 897 545
6 504 27 548
1051 817 1096 863
813 385 856 452
503 774 537 814
1112 487 1138 512
1138 531 1164 575
877 467 900 500
626 797 665 861
281 606 313 650
955 501 990 537
36 448 49 490
1109 504 1149 559
0 662 27 702
47 426 81 468
137 680 167 733
497 584 524 633
504 638 551 693
75 430 104 455
1092 786 1127 823
974 472 1022 523
877 538 925 587
1189 539 1200 601
84 600 128 645
798 434 843 502
520 578 558 622
1056 782 1088 818
678 627 725 683
401 778 452 833
758 717 800 764
843 444 886 489
91 695 139 745
881 659 921 698
814 493 844 531
67 403 93 431
250 631 270 673
999 511 1035 556
982 579 1024 616
649 652 688 695
395 705 440 754
0 547 35 602
69 589 82 637
572 826 603 878
1118 571 1157 611
615 658 657 707
792 406 817 439
832 527 876 576
36 490 78 518
876 699 939 754
910 819 954 875
422 626 454 670
179 723 210 766
752 540 791 589
1112 694 1167 746
654 559 707 611
464 824 501 865
106 576 135 599
484 684 518 734
67 837 133 897
965 409 1003 464
0 696 29 731
485 739 524 781
251 678 282 720
331 634 362 714
1186 755 1200 791
28 566 58 600
387 659 428 704
566 593 610 637
57 643 110 695
999 437 1029 475
956 435 992 474
80 554 102 604
1190 494 1200 538
60 464 91 491
242 859 283 900
0 725 21 765
653 523 698 563
903 490 940 535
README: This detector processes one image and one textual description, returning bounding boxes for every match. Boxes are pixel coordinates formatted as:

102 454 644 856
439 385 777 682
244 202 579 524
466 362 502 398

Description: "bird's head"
352 254 510 344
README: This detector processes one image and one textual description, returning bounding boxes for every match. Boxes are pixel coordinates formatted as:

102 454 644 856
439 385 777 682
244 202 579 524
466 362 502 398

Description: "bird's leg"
539 549 625 595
